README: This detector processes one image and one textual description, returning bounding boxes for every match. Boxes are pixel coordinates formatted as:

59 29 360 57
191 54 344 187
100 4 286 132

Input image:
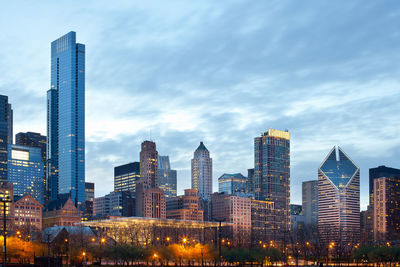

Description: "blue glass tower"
47 32 85 209
0 95 12 180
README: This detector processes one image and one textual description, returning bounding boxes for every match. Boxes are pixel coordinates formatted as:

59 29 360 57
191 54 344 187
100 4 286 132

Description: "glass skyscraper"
114 162 140 193
191 142 212 201
47 31 85 209
0 95 12 181
158 156 177 199
318 146 360 244
8 145 44 204
218 173 246 196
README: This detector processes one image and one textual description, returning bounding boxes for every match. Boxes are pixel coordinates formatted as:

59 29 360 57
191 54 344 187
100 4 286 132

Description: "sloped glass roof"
320 147 358 188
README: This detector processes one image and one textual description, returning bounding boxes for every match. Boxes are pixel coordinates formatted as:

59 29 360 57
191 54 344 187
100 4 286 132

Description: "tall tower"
191 142 212 201
302 180 318 225
140 141 158 188
254 129 290 239
158 155 177 199
318 146 360 245
47 32 85 209
0 95 12 181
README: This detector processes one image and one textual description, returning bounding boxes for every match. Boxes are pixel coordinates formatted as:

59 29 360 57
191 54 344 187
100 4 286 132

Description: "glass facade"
0 95 12 181
47 32 85 209
318 146 360 244
218 173 246 196
158 156 177 199
191 142 212 201
8 145 44 204
114 162 140 193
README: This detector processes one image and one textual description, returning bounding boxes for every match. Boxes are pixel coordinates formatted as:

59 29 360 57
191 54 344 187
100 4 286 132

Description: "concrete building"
140 141 158 188
369 166 400 209
302 180 318 225
191 142 212 201
166 189 203 221
114 162 140 193
373 176 400 242
360 206 374 244
13 194 43 231
318 146 360 245
136 182 166 219
254 129 290 242
158 156 177 199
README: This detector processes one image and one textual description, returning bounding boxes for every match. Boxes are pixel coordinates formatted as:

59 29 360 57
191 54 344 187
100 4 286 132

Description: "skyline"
1 1 400 208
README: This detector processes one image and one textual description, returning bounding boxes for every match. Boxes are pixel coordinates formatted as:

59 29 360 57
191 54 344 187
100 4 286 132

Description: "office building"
318 146 360 244
84 182 94 219
246 168 254 195
373 176 400 242
166 189 203 221
290 204 305 232
8 145 44 204
218 173 247 196
140 141 158 188
211 192 251 246
47 31 85 209
302 180 318 225
158 156 177 199
114 162 140 193
13 195 43 231
251 199 277 245
0 95 12 180
136 181 166 219
360 206 373 244
94 190 135 217
191 142 212 201
369 166 400 208
254 129 290 241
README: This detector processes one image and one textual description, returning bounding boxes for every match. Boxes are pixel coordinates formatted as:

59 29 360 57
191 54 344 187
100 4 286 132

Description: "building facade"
318 146 360 245
94 190 135 218
43 195 81 228
8 145 44 204
302 180 318 225
0 95 12 180
218 173 247 196
83 182 94 219
369 166 400 209
166 189 203 221
251 199 277 245
191 142 212 201
47 31 85 209
13 195 43 231
246 168 254 195
158 156 177 199
136 182 166 219
0 181 14 230
290 204 305 232
373 176 400 242
140 141 158 188
254 129 290 242
114 162 140 193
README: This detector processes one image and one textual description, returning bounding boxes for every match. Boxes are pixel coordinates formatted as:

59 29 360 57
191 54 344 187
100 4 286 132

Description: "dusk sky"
1 1 400 209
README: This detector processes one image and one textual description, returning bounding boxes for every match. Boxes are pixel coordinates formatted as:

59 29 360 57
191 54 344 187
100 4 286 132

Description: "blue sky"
1 1 399 209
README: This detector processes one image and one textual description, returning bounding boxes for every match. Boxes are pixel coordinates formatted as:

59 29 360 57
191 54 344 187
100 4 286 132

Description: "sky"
1 1 399 209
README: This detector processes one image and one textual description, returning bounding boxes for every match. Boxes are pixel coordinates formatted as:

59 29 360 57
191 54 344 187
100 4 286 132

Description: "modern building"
246 168 254 195
158 156 177 199
140 141 158 189
13 194 43 231
94 190 135 217
302 180 318 225
254 129 290 242
218 173 247 196
136 182 166 219
8 145 44 204
251 199 277 245
114 162 140 193
318 146 360 245
211 192 251 246
360 206 373 244
43 195 81 228
373 176 400 242
369 166 400 208
0 95 12 180
47 31 85 209
290 204 305 232
166 189 203 221
83 182 94 219
191 142 212 201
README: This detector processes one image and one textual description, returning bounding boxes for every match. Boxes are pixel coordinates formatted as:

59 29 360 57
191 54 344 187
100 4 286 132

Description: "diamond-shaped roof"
319 147 359 188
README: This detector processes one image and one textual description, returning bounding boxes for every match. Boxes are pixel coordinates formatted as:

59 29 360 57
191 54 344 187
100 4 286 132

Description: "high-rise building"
290 204 305 232
158 156 177 199
373 176 400 242
0 95 13 180
15 132 47 199
94 190 135 218
251 199 277 245
114 162 140 193
302 180 318 225
360 206 374 243
318 146 360 245
47 31 85 209
136 182 166 218
369 166 400 208
8 145 44 204
218 173 246 196
84 182 94 219
191 142 212 201
246 168 254 195
166 189 203 221
254 129 290 241
140 141 158 188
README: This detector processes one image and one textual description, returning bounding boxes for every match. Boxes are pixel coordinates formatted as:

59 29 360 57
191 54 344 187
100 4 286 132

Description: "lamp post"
0 196 11 267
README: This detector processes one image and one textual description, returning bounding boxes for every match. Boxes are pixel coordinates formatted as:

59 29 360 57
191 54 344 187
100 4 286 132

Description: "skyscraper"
47 32 85 209
8 145 44 204
318 146 360 244
84 182 95 219
0 95 12 180
369 165 400 208
254 129 290 240
158 156 177 199
140 141 158 188
218 173 246 196
114 162 140 193
191 142 212 201
302 180 318 225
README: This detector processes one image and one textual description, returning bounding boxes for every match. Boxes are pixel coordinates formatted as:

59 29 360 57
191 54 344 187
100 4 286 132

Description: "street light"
0 196 12 267
82 252 86 266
